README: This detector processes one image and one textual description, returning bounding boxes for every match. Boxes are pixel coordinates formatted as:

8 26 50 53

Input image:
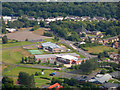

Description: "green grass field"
2 47 33 64
3 41 37 48
2 66 57 88
84 46 118 54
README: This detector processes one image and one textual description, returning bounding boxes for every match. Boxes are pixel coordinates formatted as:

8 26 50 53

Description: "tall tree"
18 72 35 88
2 35 8 44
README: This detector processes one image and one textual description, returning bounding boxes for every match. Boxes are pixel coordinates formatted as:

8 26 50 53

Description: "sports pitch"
28 50 42 54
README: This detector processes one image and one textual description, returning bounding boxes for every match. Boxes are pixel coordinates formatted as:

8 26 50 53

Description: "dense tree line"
2 2 118 19
50 20 119 41
7 17 38 29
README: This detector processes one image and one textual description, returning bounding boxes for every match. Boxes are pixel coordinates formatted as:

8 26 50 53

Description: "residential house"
6 28 16 33
92 17 107 22
11 17 18 22
103 36 119 44
88 74 112 84
45 17 56 22
108 18 116 21
27 17 36 21
110 71 120 78
81 16 91 21
88 36 98 42
109 53 120 61
97 34 104 38
3 16 12 24
92 31 102 35
55 16 64 21
48 83 63 90
80 37 88 41
112 42 119 49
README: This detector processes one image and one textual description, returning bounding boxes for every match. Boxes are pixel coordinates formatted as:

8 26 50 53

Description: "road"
60 38 97 59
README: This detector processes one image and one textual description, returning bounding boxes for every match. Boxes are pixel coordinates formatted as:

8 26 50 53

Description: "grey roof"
35 53 80 59
110 71 120 78
95 74 112 83
103 82 120 88
42 42 62 49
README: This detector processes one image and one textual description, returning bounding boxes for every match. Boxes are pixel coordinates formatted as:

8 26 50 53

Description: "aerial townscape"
1 2 120 90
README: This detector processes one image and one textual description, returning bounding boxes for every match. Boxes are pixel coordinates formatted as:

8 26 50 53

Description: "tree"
100 69 106 74
21 57 24 63
2 35 8 44
47 60 50 64
54 61 57 65
38 60 41 64
18 72 35 88
25 38 28 41
63 84 70 88
54 36 59 42
40 21 46 27
2 76 14 88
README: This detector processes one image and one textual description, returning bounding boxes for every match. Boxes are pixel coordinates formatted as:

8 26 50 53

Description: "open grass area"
2 47 33 64
108 79 120 84
33 28 45 35
84 46 118 54
2 66 57 87
2 41 37 48
2 66 55 77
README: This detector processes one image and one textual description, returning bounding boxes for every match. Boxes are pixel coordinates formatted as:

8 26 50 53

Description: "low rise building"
6 28 16 33
48 83 63 90
55 16 64 21
89 74 112 84
40 42 65 52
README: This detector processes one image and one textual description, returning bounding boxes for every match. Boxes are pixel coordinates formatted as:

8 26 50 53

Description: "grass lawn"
108 79 120 84
3 41 37 48
2 47 33 64
2 66 55 77
84 46 118 54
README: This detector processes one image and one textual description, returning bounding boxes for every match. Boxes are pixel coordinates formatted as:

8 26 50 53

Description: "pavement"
60 38 97 59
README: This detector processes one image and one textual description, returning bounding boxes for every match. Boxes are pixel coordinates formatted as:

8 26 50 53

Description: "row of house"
3 16 18 24
34 53 87 64
3 15 117 25
98 36 119 44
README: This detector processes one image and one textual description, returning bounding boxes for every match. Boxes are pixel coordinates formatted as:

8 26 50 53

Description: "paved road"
1 44 38 50
1 63 57 72
60 38 97 59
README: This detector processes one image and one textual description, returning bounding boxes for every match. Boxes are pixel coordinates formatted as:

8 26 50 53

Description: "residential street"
60 38 97 59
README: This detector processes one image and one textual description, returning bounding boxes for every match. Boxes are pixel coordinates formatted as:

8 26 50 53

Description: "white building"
6 28 16 33
55 16 64 21
45 17 56 22
3 16 12 21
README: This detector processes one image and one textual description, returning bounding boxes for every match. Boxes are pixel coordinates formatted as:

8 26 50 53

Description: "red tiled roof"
48 83 63 89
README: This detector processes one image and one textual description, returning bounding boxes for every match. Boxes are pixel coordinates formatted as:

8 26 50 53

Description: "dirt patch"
11 47 33 57
17 27 33 31
33 28 45 35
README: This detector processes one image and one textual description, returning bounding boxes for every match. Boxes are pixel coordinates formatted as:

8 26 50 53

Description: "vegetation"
50 20 119 41
18 72 35 88
7 17 38 28
43 32 53 37
2 2 118 19
84 45 118 55
2 76 14 88
71 58 99 74
2 35 8 44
